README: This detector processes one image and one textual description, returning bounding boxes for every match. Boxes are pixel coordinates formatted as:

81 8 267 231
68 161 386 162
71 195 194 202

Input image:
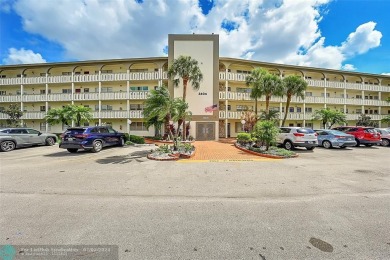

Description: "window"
341 94 348 98
0 107 5 112
107 128 116 133
305 123 313 128
75 89 81 93
40 106 46 112
84 105 89 108
62 72 72 75
356 95 362 99
130 104 143 110
62 89 71 93
130 69 148 72
305 107 312 113
356 109 362 114
288 123 294 127
17 74 27 77
84 71 90 75
10 129 28 134
305 92 312 97
321 93 330 97
297 123 302 127
374 110 378 114
289 107 294 113
0 91 6 95
227 105 231 111
98 87 113 93
40 89 51 94
296 107 302 113
27 129 40 134
236 88 251 93
130 122 147 131
236 105 252 111
84 122 90 127
0 75 6 78
16 91 27 95
98 105 113 111
74 72 81 75
95 70 113 74
40 122 48 131
236 70 251 74
130 86 148 91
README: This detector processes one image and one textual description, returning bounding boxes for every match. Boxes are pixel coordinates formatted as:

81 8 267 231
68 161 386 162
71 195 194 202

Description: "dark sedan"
59 126 125 153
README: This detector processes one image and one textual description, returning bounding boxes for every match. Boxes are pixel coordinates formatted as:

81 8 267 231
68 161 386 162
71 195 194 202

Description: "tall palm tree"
281 75 308 127
171 98 191 137
167 55 203 140
143 86 175 140
246 68 268 116
262 73 284 114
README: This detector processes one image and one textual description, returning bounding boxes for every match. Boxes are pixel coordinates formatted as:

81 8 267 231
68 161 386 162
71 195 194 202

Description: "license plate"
67 138 73 141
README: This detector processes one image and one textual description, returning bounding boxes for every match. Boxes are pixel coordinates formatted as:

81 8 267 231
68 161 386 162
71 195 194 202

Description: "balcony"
0 72 169 86
94 110 144 119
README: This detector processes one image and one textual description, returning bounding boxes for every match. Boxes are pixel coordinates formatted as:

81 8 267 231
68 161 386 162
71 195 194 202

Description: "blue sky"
0 0 389 75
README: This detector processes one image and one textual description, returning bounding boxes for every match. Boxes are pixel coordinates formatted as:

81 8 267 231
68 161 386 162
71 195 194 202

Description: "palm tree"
246 68 268 116
313 108 347 129
171 98 191 137
168 55 203 140
70 105 93 126
143 86 175 140
240 110 257 132
259 110 280 121
45 105 92 127
281 75 307 127
262 73 284 114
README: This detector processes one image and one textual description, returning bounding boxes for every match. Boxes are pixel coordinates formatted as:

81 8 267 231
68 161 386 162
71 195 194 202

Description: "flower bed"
147 143 196 161
235 143 298 159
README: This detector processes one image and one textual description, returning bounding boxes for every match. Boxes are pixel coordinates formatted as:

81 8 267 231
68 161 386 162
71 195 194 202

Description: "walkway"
186 140 274 162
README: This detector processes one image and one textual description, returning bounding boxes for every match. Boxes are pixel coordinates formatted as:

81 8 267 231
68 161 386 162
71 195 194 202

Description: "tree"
356 114 378 127
262 73 284 114
240 110 257 132
171 98 192 137
252 120 279 151
313 108 347 129
143 86 174 140
259 110 280 121
281 75 307 127
168 55 203 140
382 97 390 125
246 68 268 116
45 105 92 127
3 104 23 127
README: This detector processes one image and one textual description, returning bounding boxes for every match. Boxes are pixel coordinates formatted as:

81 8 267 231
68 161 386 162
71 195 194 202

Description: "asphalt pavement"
1 144 389 259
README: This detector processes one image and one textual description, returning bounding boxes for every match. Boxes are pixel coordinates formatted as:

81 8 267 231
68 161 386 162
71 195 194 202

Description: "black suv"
59 126 126 153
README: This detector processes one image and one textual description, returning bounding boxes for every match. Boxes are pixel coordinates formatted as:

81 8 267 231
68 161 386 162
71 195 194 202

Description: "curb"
234 143 298 159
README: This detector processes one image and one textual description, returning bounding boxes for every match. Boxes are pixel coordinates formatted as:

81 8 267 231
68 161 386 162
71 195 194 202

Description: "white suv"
277 127 318 150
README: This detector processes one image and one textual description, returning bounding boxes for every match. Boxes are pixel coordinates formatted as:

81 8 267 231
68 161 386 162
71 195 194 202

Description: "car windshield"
64 128 86 135
328 130 346 135
364 128 375 133
297 128 315 134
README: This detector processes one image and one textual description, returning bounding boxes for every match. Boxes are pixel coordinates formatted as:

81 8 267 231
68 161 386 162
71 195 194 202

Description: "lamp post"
241 119 246 132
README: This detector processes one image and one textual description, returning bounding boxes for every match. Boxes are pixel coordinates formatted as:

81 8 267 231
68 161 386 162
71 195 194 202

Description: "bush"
129 135 145 144
237 132 252 145
252 120 279 151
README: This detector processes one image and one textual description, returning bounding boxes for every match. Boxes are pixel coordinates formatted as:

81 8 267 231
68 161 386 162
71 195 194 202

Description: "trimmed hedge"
124 133 145 144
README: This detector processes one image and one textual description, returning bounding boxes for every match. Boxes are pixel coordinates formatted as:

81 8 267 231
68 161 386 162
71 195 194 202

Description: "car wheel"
45 137 56 146
0 141 16 152
355 139 360 147
364 144 374 147
322 140 332 149
91 140 103 153
118 137 125 147
381 139 390 147
306 147 315 150
283 140 294 150
67 148 78 153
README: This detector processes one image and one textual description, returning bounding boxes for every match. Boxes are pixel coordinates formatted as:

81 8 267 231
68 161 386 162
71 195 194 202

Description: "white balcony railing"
94 110 144 119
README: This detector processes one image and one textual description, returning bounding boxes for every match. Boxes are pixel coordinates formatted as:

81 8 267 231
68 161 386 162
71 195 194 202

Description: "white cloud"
3 48 46 65
8 0 383 71
341 64 357 71
382 73 390 76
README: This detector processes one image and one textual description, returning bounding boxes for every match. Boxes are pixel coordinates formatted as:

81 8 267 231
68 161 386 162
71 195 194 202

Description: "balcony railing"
0 72 169 86
94 110 144 119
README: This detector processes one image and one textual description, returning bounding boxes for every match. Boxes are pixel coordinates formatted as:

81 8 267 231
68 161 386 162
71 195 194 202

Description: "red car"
332 126 381 147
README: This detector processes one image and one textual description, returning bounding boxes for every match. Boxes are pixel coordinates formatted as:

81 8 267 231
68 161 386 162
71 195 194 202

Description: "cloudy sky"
1 0 389 75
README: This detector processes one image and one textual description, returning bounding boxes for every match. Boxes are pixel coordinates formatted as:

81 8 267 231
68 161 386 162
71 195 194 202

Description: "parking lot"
1 144 389 259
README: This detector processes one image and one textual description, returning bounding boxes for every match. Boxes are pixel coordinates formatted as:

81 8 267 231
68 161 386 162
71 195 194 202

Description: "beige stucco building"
1 34 389 140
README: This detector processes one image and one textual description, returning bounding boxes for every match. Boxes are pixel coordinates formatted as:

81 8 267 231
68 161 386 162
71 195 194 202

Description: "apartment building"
1 34 389 140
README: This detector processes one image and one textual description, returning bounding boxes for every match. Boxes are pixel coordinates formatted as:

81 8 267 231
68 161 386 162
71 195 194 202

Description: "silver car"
375 128 390 147
314 129 357 149
0 128 57 152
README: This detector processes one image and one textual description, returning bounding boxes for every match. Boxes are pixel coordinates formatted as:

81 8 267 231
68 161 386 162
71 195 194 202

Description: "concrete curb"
234 143 298 159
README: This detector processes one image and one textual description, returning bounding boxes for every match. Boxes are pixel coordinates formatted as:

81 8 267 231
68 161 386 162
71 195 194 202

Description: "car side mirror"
38 132 42 136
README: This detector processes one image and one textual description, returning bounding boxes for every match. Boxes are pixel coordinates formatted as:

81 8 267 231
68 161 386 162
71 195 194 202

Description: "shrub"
237 132 252 145
252 120 279 151
129 135 145 144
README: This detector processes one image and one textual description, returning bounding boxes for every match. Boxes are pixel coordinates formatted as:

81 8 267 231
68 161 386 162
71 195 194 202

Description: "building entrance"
196 122 215 141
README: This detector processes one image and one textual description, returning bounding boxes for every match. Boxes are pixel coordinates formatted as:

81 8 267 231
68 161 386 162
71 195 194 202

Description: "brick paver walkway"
187 140 273 162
